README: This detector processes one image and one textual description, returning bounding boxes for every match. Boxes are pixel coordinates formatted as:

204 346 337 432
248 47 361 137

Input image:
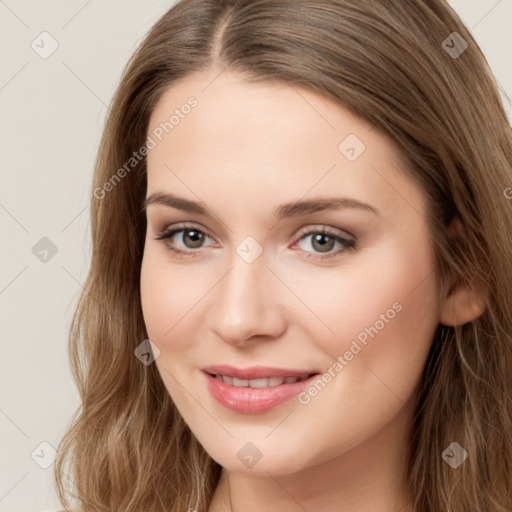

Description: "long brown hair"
54 1 512 510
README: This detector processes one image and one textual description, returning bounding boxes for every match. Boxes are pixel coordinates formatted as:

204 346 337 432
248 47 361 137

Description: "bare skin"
139 70 486 512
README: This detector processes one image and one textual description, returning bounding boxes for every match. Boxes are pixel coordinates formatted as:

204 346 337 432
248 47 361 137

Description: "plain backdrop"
0 1 510 510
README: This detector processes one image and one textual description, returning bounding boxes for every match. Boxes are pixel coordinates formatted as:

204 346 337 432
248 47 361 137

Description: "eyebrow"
143 192 380 218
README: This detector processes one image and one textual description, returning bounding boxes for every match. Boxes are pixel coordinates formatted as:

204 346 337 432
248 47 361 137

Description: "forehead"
145 71 425 222
147 71 382 158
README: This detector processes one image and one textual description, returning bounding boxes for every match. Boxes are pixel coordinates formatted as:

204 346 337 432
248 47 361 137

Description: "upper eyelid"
156 222 354 244
158 222 217 242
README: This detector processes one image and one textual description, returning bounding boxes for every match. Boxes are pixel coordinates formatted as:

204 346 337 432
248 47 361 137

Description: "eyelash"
153 222 356 261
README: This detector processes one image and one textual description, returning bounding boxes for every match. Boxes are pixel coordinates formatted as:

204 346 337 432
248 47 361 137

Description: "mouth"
201 365 321 413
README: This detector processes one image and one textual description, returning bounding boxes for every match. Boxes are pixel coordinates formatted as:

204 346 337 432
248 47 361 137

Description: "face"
140 70 442 475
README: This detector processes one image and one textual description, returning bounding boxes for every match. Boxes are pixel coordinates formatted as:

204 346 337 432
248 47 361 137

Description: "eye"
153 223 215 258
293 227 356 261
153 223 356 261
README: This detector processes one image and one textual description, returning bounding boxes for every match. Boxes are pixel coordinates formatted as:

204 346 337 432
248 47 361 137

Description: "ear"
439 282 487 326
439 218 487 327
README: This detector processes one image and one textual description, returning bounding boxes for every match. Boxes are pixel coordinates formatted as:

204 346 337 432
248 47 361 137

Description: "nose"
207 253 287 347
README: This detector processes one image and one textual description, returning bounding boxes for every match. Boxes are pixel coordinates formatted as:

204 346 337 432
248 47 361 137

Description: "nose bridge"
207 246 283 345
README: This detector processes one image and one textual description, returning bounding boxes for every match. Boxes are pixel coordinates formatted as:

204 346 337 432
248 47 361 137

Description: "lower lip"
203 371 320 413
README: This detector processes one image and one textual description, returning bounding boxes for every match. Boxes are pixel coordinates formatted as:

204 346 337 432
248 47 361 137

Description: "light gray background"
0 1 510 511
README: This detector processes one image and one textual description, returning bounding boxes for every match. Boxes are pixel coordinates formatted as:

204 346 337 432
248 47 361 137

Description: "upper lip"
201 364 320 380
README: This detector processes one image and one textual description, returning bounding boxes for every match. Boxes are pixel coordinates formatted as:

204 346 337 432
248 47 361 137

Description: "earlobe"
439 281 487 326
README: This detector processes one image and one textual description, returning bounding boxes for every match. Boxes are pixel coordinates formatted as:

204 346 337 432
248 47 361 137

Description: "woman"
54 1 512 511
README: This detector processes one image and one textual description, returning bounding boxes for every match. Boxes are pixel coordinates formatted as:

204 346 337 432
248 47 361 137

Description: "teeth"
214 373 311 387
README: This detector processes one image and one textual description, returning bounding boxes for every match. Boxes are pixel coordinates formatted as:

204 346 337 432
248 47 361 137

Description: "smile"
202 367 321 413
209 373 313 387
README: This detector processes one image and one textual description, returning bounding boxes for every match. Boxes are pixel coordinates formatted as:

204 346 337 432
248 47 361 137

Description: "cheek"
293 242 439 376
140 246 220 363
140 249 195 348
139 250 206 404
284 246 439 463
140 252 169 342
